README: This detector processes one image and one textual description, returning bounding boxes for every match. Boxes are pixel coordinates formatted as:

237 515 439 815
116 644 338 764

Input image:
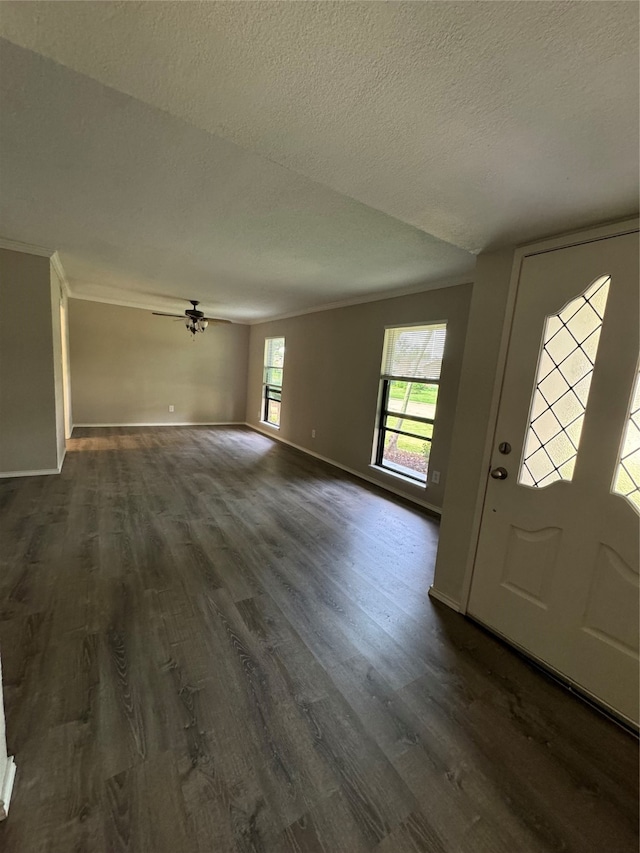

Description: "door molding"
458 217 640 613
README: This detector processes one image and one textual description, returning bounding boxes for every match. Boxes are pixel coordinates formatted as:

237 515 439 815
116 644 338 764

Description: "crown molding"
247 272 475 325
0 235 474 324
0 236 72 297
50 251 71 297
0 236 54 258
67 288 247 324
67 291 240 324
68 291 180 314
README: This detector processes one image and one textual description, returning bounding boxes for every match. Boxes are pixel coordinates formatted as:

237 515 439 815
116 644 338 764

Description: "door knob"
490 467 508 480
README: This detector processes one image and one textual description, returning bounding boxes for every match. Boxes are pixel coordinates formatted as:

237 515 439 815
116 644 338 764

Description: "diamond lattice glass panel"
612 365 640 512
519 275 610 488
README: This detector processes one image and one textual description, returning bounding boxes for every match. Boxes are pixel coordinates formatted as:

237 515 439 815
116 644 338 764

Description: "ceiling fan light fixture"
185 320 203 335
184 316 208 336
153 299 230 337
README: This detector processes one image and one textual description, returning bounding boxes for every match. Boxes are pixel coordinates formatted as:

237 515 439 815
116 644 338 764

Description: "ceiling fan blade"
152 311 184 318
202 317 232 324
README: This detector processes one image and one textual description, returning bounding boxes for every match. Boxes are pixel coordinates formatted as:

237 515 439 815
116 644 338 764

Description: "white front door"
0 656 17 819
468 230 640 726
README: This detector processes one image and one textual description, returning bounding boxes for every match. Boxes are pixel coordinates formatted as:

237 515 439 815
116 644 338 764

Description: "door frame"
458 216 640 615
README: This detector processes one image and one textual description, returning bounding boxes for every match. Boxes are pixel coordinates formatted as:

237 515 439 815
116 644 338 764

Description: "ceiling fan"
152 300 231 336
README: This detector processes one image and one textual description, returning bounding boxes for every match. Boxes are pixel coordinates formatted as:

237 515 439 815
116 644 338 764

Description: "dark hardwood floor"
0 426 637 853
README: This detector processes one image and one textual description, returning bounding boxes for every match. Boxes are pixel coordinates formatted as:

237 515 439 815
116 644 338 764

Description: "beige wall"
432 250 514 606
69 299 250 425
246 283 472 510
0 248 60 474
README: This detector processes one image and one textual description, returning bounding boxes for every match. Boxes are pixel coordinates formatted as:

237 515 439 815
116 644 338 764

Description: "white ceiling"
1 38 470 322
0 1 638 322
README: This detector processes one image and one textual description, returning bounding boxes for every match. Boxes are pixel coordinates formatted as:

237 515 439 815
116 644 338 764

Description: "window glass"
263 337 285 427
386 381 439 420
374 325 446 484
380 432 430 482
384 415 434 440
612 363 640 512
519 276 610 488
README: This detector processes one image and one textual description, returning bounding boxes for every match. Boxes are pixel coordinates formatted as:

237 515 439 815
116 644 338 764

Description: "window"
519 275 610 488
373 323 446 484
262 337 285 427
612 360 640 512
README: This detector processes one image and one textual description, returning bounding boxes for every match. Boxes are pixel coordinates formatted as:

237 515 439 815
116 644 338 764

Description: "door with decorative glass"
468 229 639 726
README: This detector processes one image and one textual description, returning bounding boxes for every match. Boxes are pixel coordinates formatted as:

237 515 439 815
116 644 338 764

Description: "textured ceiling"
0 1 638 321
0 39 471 321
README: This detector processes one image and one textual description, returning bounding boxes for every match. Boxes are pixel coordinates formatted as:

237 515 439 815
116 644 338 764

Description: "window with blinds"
374 323 447 484
381 324 447 380
262 337 285 427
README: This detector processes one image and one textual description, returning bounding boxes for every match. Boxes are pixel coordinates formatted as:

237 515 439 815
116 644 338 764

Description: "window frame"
263 384 282 427
262 336 285 428
372 321 447 485
375 375 439 484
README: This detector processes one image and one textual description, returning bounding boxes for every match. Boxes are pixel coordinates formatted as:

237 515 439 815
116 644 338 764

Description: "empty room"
0 2 638 852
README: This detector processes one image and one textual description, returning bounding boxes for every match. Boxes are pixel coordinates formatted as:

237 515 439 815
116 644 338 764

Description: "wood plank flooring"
0 426 637 853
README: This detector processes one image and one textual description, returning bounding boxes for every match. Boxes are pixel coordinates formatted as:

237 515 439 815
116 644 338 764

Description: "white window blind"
382 324 447 380
265 337 285 369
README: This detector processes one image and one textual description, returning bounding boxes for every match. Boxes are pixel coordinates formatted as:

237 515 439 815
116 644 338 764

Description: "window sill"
369 463 428 488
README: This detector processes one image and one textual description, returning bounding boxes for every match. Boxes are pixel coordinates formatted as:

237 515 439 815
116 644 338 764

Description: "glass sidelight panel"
519 275 610 488
612 364 640 512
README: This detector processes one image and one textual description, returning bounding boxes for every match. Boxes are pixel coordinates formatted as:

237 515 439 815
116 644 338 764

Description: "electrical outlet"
311 429 316 438
169 405 175 413
431 470 440 484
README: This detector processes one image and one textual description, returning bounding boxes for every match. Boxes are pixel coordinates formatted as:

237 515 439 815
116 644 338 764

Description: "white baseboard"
0 466 61 479
247 423 442 516
428 585 461 612
72 421 246 428
1 449 66 479
0 756 16 821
